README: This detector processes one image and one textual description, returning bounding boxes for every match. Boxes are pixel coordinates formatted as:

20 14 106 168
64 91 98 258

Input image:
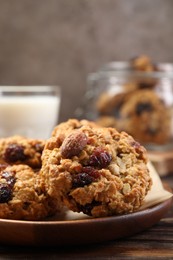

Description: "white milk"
0 95 61 139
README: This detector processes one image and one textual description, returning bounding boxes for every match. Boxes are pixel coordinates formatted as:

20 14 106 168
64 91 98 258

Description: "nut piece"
61 130 88 158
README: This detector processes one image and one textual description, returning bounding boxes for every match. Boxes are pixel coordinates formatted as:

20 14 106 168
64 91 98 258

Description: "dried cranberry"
1 171 16 187
88 147 112 168
131 141 141 149
4 144 27 163
72 166 99 188
0 183 12 203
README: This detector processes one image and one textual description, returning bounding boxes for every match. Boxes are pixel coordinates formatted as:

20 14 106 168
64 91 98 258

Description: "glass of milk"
0 86 61 139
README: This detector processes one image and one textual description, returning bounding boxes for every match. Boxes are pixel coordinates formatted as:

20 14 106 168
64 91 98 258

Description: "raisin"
131 141 141 149
78 201 101 216
4 144 27 163
23 201 31 210
130 141 145 159
88 147 112 168
72 166 99 188
135 102 153 116
0 183 12 203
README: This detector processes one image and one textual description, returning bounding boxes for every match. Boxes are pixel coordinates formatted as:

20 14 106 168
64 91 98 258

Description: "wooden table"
0 175 173 260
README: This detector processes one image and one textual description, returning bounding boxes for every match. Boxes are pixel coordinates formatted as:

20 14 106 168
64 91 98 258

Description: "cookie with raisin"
0 135 45 168
116 89 171 144
41 119 152 217
0 164 59 220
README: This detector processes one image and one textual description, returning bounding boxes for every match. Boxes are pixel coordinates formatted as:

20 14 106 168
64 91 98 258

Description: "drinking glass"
0 85 61 139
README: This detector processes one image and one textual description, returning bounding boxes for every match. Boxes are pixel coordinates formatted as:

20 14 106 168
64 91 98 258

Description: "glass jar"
75 57 173 176
81 62 173 150
76 60 173 153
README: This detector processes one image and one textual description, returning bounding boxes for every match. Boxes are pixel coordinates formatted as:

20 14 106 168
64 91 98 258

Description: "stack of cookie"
0 119 152 220
0 136 58 220
96 55 171 145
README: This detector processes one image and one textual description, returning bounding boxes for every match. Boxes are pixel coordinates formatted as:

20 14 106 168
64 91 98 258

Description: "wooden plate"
0 196 172 247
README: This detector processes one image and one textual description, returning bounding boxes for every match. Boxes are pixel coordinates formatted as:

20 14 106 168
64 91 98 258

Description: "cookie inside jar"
87 55 173 151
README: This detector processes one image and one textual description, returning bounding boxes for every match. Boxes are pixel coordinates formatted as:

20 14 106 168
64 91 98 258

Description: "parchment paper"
140 161 173 210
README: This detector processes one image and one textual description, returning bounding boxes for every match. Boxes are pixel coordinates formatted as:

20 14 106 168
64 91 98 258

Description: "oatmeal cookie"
115 89 171 144
41 119 152 217
0 135 45 168
0 164 58 220
96 89 171 145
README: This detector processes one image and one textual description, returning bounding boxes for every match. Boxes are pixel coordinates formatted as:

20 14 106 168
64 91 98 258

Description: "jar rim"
89 61 173 81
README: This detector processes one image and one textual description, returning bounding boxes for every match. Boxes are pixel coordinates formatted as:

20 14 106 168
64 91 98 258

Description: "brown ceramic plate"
0 196 172 247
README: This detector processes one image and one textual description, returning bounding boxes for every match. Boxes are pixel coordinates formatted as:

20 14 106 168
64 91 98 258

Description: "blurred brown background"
0 0 172 122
